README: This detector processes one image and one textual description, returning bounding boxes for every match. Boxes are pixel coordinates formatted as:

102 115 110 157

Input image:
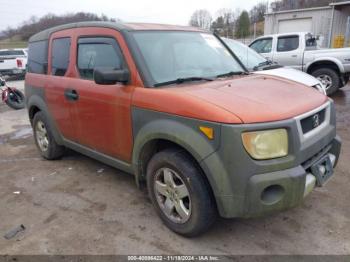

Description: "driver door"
68 29 135 162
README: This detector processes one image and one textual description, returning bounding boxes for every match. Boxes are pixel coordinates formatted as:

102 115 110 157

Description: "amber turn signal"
199 126 214 140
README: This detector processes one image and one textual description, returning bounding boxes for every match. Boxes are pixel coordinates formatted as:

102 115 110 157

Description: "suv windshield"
224 38 267 71
132 31 244 86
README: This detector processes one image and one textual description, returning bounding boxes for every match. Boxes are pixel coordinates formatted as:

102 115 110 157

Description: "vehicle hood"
170 74 328 123
254 67 321 87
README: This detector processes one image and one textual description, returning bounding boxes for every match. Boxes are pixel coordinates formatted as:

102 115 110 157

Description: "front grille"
300 108 326 134
302 144 331 170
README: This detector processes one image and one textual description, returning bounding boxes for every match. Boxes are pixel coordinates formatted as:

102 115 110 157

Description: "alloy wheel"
317 74 333 90
153 167 191 224
35 120 49 152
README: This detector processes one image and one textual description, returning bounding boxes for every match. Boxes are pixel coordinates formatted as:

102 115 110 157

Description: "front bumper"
0 69 25 76
244 136 340 217
200 101 341 218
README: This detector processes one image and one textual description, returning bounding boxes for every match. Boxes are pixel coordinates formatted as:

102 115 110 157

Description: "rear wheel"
147 148 217 237
311 68 339 95
33 112 64 160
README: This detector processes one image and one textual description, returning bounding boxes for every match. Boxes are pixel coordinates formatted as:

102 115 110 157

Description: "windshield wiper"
216 71 249 78
154 76 214 87
253 61 273 71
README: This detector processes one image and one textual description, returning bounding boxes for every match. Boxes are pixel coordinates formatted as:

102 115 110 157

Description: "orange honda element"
25 22 341 236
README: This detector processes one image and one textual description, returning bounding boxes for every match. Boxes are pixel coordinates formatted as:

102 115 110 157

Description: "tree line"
1 12 117 41
272 0 344 11
189 0 344 39
1 0 345 41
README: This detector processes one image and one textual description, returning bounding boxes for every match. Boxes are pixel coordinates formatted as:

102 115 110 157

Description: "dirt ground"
0 80 349 255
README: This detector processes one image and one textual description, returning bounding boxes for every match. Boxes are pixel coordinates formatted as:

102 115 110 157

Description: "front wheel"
147 148 217 237
5 89 25 110
311 68 340 95
339 75 349 88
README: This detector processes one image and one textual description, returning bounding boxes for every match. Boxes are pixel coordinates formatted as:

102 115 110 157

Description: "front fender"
131 107 221 180
2 89 8 102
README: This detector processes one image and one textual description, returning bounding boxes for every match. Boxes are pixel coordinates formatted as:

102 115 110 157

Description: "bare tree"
189 9 212 30
212 9 236 38
249 2 268 23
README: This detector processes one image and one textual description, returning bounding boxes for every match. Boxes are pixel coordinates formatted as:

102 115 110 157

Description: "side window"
77 37 123 80
27 40 48 74
51 38 71 76
277 35 299 52
250 38 272 53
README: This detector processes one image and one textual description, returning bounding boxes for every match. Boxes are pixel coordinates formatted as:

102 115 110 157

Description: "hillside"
0 35 27 49
1 12 118 43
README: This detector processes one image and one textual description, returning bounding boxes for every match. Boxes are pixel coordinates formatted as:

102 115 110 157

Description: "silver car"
224 38 326 95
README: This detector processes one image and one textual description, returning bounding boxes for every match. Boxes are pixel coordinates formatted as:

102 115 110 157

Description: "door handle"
291 55 298 58
64 89 79 101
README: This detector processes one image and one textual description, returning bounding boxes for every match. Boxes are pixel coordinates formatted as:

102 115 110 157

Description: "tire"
5 89 25 110
33 111 64 160
339 75 349 88
311 68 340 95
147 148 217 237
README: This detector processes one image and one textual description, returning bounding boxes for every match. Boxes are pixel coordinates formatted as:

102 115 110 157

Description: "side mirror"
0 77 5 87
93 68 130 85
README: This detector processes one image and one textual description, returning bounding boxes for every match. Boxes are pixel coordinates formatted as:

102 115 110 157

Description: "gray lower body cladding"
203 137 340 218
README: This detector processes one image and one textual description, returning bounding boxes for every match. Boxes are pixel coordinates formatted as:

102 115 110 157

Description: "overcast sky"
0 0 261 30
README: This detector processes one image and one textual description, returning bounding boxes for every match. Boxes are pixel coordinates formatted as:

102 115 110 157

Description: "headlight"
313 84 326 95
242 129 288 160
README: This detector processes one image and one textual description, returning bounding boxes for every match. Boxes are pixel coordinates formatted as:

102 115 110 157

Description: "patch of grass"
0 39 27 49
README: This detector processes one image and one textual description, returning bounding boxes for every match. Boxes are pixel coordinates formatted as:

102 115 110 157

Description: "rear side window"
77 37 123 80
27 40 48 74
277 35 299 52
51 38 71 76
250 38 272 53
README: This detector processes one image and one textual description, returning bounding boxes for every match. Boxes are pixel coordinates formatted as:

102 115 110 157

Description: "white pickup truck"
0 49 27 77
249 32 350 95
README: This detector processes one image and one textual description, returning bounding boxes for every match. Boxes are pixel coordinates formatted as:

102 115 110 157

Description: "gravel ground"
0 80 349 255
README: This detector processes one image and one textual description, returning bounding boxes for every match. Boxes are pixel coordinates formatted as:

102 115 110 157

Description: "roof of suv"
29 21 207 42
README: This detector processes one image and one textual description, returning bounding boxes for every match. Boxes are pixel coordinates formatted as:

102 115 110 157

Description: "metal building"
264 1 350 48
